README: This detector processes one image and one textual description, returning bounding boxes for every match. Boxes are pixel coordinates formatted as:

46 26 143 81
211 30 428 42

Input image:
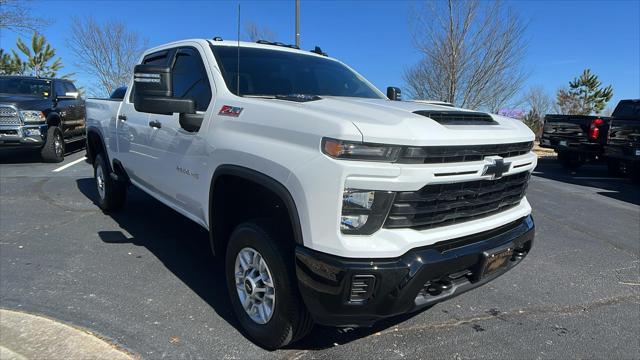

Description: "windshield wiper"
241 94 322 103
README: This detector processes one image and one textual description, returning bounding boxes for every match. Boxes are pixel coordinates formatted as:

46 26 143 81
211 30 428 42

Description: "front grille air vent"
397 141 533 164
0 105 21 126
349 275 376 303
384 171 530 230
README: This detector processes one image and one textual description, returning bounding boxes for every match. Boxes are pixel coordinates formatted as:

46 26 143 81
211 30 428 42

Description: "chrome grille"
0 105 21 126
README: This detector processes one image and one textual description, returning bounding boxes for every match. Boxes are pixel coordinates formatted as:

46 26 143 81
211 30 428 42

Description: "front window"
211 46 384 99
0 77 51 98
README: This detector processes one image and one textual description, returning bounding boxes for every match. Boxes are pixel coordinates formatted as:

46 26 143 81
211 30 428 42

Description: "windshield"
211 46 384 99
0 77 51 98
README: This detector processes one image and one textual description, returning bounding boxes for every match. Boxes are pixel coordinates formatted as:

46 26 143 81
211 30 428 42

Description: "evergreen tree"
556 69 613 115
15 32 63 77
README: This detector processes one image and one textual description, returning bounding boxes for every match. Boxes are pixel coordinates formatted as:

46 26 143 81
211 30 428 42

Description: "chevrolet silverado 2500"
85 39 537 349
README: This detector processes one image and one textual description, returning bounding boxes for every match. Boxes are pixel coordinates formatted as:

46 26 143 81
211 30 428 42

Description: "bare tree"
522 86 553 138
245 22 276 42
404 0 529 112
0 0 51 35
67 17 147 96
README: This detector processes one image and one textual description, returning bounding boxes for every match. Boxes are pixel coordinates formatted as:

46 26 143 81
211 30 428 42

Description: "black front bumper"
295 215 535 327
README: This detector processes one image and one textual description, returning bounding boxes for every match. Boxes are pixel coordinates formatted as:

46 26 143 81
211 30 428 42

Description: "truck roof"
0 75 66 82
141 38 331 60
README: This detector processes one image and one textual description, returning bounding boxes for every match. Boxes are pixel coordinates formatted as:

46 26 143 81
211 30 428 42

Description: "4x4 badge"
482 156 511 179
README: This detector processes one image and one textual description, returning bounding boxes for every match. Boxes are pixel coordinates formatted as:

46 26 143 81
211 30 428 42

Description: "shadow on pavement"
0 142 85 164
75 177 426 350
533 158 640 206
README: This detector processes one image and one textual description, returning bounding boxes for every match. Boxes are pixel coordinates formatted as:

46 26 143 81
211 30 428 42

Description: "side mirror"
387 86 402 101
133 64 195 115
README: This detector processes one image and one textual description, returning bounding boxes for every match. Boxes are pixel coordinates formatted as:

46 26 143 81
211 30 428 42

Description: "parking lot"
0 149 638 359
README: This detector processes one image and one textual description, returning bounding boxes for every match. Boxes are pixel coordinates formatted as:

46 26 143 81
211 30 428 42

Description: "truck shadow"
533 158 640 206
75 177 420 350
0 142 85 164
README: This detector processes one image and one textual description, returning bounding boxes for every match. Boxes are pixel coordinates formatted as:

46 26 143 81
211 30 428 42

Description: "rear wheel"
557 150 584 170
93 153 126 211
40 126 64 163
225 220 313 349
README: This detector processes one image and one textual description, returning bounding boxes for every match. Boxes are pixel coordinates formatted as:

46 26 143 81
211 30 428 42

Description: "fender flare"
209 165 304 253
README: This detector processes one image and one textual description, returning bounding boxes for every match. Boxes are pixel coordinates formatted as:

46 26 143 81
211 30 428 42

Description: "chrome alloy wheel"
54 133 63 157
96 164 105 200
234 247 276 324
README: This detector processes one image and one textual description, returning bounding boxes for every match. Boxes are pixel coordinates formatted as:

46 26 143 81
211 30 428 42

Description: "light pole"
295 0 300 48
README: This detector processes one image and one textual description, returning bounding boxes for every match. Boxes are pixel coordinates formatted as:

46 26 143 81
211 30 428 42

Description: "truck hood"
298 97 534 146
0 95 51 110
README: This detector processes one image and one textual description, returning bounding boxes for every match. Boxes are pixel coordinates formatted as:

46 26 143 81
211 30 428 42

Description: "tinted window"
613 101 640 119
172 48 212 111
143 51 169 66
110 86 127 100
211 46 383 99
0 77 51 97
53 81 66 97
64 82 78 95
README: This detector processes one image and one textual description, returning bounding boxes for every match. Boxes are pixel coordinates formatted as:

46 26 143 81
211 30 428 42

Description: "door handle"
148 120 162 129
118 114 127 121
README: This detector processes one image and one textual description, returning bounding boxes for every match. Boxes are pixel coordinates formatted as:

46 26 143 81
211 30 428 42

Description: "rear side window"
613 101 640 119
172 48 212 111
110 86 127 100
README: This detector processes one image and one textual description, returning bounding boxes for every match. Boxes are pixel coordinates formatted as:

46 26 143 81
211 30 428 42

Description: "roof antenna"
236 3 241 96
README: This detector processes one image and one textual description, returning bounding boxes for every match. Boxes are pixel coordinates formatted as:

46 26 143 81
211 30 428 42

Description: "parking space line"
52 157 87 173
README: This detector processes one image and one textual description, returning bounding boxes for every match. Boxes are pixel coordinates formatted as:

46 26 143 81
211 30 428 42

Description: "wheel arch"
209 165 304 256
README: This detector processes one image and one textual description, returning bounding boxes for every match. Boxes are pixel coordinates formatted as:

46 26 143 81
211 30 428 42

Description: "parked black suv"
0 76 86 162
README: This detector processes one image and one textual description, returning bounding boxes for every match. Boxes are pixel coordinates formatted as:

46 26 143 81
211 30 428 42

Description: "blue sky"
1 0 638 109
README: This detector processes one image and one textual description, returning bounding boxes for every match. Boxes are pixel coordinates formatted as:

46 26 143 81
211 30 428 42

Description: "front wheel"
40 126 64 163
225 220 313 349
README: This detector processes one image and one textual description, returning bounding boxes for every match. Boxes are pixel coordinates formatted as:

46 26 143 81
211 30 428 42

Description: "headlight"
20 110 46 124
341 189 395 235
322 138 401 162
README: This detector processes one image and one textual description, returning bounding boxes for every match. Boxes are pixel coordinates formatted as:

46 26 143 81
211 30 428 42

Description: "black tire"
557 150 584 170
40 126 64 163
225 220 313 349
93 153 126 211
606 159 623 177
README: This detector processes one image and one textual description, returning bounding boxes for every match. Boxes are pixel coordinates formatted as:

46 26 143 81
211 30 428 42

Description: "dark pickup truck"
540 114 609 169
0 75 86 162
605 99 640 181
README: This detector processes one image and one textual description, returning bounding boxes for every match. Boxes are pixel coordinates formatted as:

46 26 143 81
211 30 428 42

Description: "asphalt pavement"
0 148 639 359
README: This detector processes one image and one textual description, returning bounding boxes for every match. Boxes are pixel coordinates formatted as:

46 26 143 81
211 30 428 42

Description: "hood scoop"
414 110 498 125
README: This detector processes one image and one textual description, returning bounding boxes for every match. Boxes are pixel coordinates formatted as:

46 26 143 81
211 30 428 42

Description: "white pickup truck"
86 38 537 349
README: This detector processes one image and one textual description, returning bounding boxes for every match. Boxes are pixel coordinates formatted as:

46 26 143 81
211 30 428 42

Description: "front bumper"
0 125 47 149
295 215 534 327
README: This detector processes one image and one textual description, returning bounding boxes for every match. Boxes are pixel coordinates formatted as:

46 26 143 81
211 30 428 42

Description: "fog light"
341 214 369 231
24 128 41 136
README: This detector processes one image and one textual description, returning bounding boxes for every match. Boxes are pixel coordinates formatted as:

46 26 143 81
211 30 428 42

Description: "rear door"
144 45 214 220
117 49 174 186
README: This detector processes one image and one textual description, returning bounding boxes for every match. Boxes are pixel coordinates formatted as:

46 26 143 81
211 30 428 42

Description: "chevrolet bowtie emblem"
482 156 511 179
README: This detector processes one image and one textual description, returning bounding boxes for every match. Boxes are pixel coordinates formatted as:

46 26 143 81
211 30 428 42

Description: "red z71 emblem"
219 105 243 117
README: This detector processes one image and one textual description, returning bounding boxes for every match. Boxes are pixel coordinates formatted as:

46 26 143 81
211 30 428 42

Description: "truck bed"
539 114 609 154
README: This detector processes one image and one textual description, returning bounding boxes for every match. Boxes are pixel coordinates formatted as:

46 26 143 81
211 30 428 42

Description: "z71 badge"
218 105 243 117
